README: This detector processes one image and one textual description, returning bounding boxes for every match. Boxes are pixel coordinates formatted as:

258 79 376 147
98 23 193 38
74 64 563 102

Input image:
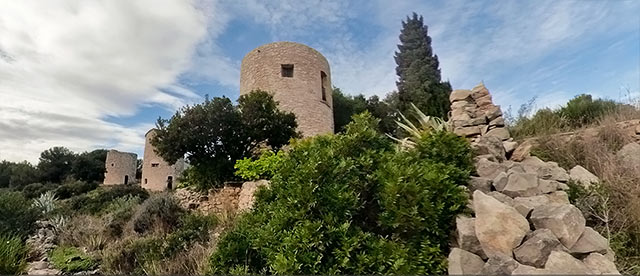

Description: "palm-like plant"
388 103 449 150
32 191 57 214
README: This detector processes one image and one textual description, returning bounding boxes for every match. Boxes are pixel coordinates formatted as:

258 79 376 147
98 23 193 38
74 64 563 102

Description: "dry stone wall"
448 84 619 275
175 180 269 215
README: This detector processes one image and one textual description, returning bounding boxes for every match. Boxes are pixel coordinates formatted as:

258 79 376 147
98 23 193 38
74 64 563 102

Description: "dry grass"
57 215 109 251
531 121 640 273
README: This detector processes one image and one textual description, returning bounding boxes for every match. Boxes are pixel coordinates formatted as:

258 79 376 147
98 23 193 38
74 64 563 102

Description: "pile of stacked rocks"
449 83 518 155
175 180 269 215
448 85 619 275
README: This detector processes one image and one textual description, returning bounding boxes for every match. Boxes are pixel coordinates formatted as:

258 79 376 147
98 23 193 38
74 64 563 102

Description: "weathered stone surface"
530 204 586 248
512 195 550 217
503 140 518 154
476 94 494 107
544 250 593 275
502 172 539 197
521 156 547 171
583 253 619 275
557 182 570 191
480 256 519 275
469 176 493 193
471 83 490 99
636 125 640 135
511 141 532 162
456 216 486 259
454 126 481 137
485 127 511 141
547 163 570 182
237 180 270 212
448 248 485 275
492 172 509 191
473 191 530 258
488 191 514 206
570 227 608 254
537 179 559 194
473 136 507 161
514 229 567 268
450 89 472 102
451 100 469 109
570 165 599 188
485 105 503 121
546 191 570 204
28 268 61 275
617 142 640 168
511 264 547 275
475 158 507 179
489 116 506 127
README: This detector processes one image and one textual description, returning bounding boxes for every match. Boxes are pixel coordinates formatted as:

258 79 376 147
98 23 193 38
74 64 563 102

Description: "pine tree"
395 13 451 119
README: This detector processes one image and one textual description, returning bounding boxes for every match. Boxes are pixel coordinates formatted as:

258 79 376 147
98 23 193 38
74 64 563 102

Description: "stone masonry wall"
141 129 185 191
240 41 334 137
103 150 137 185
447 84 619 274
175 180 269 215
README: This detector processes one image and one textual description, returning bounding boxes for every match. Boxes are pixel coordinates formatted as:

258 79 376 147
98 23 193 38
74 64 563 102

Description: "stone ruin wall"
175 180 269 215
141 129 186 191
447 84 620 274
240 41 334 137
103 150 137 185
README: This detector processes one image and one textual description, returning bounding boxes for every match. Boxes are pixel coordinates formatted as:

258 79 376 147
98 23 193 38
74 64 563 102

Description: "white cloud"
0 0 210 162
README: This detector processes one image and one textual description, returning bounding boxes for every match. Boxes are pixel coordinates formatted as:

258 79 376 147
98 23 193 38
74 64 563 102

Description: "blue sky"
0 0 639 162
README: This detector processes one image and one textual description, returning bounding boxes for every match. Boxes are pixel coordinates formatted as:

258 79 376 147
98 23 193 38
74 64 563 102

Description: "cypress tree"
395 13 451 119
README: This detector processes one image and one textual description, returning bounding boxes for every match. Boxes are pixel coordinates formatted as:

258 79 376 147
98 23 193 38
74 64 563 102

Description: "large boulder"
569 165 599 188
530 204 586 248
448 248 485 275
473 136 507 161
473 191 530 258
455 216 486 259
570 227 609 255
480 256 519 275
544 251 593 275
502 172 539 197
513 229 567 268
475 158 507 179
617 142 640 168
583 253 619 275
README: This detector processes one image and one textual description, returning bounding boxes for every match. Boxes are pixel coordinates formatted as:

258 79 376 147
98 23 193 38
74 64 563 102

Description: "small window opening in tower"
151 163 159 167
320 71 327 101
281 64 294 78
111 163 114 167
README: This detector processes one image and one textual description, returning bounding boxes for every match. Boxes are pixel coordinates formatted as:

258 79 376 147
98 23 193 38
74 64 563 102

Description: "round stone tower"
240 41 334 137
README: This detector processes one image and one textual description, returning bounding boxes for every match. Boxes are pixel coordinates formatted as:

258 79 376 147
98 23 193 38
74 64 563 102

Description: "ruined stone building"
103 150 137 185
240 41 334 137
141 129 186 191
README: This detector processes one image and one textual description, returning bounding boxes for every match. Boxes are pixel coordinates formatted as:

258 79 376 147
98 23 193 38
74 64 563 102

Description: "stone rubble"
448 84 619 275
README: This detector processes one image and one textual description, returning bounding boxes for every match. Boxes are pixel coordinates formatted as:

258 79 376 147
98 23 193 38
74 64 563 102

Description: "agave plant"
388 103 448 150
32 191 58 214
50 215 68 234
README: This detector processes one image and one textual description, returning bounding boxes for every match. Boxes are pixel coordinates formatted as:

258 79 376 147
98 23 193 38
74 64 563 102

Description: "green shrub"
0 191 40 236
104 195 143 237
560 94 618 128
50 246 97 273
69 185 149 214
209 113 471 274
0 234 28 274
55 180 99 199
234 150 286 180
21 182 57 199
132 193 185 234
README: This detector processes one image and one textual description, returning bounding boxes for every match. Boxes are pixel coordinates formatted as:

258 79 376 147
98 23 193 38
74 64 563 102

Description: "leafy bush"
58 215 108 251
50 246 97 273
560 94 618 128
132 193 185 234
0 234 28 274
104 195 143 237
234 150 286 180
21 182 57 199
55 180 99 199
0 191 40 236
69 185 149 214
209 113 471 274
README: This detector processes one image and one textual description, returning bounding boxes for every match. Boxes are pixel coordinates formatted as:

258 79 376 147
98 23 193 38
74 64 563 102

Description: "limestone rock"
521 156 547 171
617 142 640 168
570 227 608 254
28 268 61 275
511 141 532 162
514 229 567 268
492 172 508 191
569 165 600 188
485 105 503 121
448 248 485 275
476 94 494 107
546 191 570 204
530 204 586 248
489 116 506 127
511 264 547 275
488 191 514 206
473 136 507 161
537 162 570 182
480 256 519 275
475 158 507 179
471 83 490 100
502 172 539 197
583 253 619 275
512 195 550 217
485 127 510 141
237 180 270 212
454 126 481 137
473 190 530 258
557 182 570 191
537 179 559 194
503 140 518 155
450 89 472 102
636 125 640 135
469 176 493 193
544 250 593 275
456 216 486 259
